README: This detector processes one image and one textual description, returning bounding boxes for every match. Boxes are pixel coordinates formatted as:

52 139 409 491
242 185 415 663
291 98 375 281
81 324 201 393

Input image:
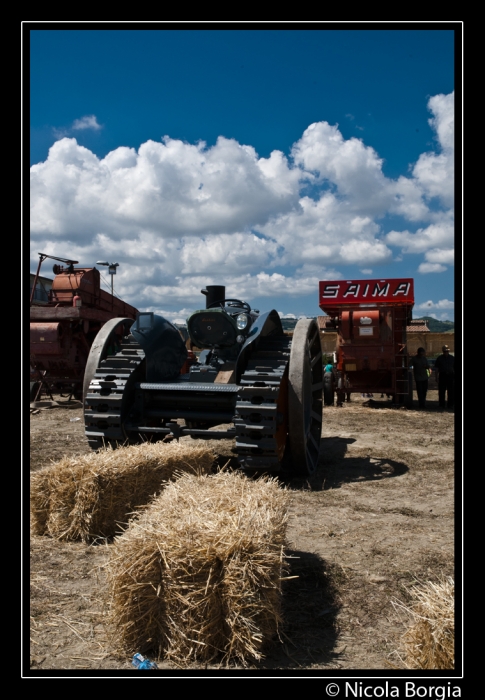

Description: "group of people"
323 361 350 406
412 344 454 410
324 344 455 411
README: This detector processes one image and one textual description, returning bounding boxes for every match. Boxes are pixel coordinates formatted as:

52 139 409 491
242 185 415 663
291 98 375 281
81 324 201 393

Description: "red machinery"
30 253 138 400
319 278 414 405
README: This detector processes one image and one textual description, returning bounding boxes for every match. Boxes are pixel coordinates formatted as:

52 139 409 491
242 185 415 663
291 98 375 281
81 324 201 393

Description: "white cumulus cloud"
291 121 392 216
418 262 447 273
424 248 454 265
30 136 300 243
412 92 454 207
261 193 391 268
386 220 454 255
72 115 102 131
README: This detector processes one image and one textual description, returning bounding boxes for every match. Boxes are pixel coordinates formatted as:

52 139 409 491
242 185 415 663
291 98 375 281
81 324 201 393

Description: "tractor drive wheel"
288 318 323 476
82 317 135 404
83 317 141 450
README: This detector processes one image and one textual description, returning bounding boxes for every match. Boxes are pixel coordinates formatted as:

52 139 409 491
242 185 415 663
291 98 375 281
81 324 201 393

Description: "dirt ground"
27 390 456 676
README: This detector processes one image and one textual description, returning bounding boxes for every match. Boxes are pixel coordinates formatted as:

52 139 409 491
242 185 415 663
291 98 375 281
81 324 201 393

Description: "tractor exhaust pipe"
201 285 226 309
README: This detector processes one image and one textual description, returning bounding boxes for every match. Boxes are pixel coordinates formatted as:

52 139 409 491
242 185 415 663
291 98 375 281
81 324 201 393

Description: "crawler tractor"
83 286 323 475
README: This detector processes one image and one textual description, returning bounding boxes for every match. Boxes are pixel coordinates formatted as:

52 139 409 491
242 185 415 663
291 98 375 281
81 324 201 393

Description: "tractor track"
235 335 291 473
83 336 145 450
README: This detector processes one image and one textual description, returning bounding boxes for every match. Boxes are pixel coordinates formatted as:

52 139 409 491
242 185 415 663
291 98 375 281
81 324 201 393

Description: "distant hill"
414 316 454 333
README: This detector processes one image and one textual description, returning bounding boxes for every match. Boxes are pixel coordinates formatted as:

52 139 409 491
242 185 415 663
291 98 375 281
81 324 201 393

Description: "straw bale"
30 470 53 535
394 577 454 669
30 442 215 542
106 470 290 666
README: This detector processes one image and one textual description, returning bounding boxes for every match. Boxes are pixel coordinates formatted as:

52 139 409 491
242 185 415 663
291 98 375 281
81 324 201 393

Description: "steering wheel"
207 298 251 312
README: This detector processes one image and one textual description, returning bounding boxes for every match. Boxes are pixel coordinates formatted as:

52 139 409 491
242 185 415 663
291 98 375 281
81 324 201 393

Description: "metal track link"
235 335 291 472
84 336 145 449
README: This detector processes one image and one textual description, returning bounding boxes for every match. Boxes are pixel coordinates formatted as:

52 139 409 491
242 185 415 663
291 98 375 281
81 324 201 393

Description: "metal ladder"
393 306 412 400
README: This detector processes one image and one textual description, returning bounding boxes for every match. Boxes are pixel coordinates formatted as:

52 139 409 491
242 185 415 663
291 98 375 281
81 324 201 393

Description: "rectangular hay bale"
105 470 290 666
30 442 215 542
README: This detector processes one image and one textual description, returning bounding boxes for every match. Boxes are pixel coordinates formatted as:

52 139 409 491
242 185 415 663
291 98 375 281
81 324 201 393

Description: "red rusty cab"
319 279 414 405
30 254 138 400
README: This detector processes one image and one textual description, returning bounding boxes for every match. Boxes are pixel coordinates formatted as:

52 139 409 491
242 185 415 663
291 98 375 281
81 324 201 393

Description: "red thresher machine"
319 278 414 406
30 253 138 401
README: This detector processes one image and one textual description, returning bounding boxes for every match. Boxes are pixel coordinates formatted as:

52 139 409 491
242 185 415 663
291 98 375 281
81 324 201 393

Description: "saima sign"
319 278 414 307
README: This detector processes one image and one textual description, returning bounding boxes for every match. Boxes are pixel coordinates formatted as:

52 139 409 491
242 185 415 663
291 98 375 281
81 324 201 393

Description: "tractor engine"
186 287 260 381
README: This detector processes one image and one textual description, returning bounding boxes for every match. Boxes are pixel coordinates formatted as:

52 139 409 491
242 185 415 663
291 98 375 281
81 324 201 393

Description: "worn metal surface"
288 318 323 476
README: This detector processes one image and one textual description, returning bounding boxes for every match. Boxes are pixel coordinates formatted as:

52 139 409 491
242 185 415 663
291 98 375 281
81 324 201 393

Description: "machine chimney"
201 286 226 309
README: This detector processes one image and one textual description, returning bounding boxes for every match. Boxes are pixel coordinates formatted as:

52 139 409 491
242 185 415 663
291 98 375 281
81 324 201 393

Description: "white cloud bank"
31 93 454 315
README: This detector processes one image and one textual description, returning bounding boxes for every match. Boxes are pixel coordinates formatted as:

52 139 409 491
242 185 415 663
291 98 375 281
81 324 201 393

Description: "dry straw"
105 470 290 666
393 577 454 669
30 442 215 542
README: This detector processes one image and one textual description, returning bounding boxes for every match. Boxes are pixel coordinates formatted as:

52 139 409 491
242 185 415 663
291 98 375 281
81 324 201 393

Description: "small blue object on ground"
132 653 158 669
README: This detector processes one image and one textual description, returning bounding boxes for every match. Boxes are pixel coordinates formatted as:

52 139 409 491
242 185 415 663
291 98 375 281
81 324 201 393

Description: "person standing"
412 347 431 409
323 359 337 406
435 344 454 409
344 375 352 402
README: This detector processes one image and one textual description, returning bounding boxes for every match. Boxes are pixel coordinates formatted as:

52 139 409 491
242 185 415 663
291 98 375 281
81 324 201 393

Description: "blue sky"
28 25 458 323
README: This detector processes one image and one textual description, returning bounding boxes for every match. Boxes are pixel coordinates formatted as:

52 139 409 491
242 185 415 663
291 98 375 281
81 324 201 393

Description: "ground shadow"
321 455 408 490
281 437 408 491
211 436 407 492
214 454 240 471
363 397 452 413
257 550 343 669
280 437 353 490
321 436 356 462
